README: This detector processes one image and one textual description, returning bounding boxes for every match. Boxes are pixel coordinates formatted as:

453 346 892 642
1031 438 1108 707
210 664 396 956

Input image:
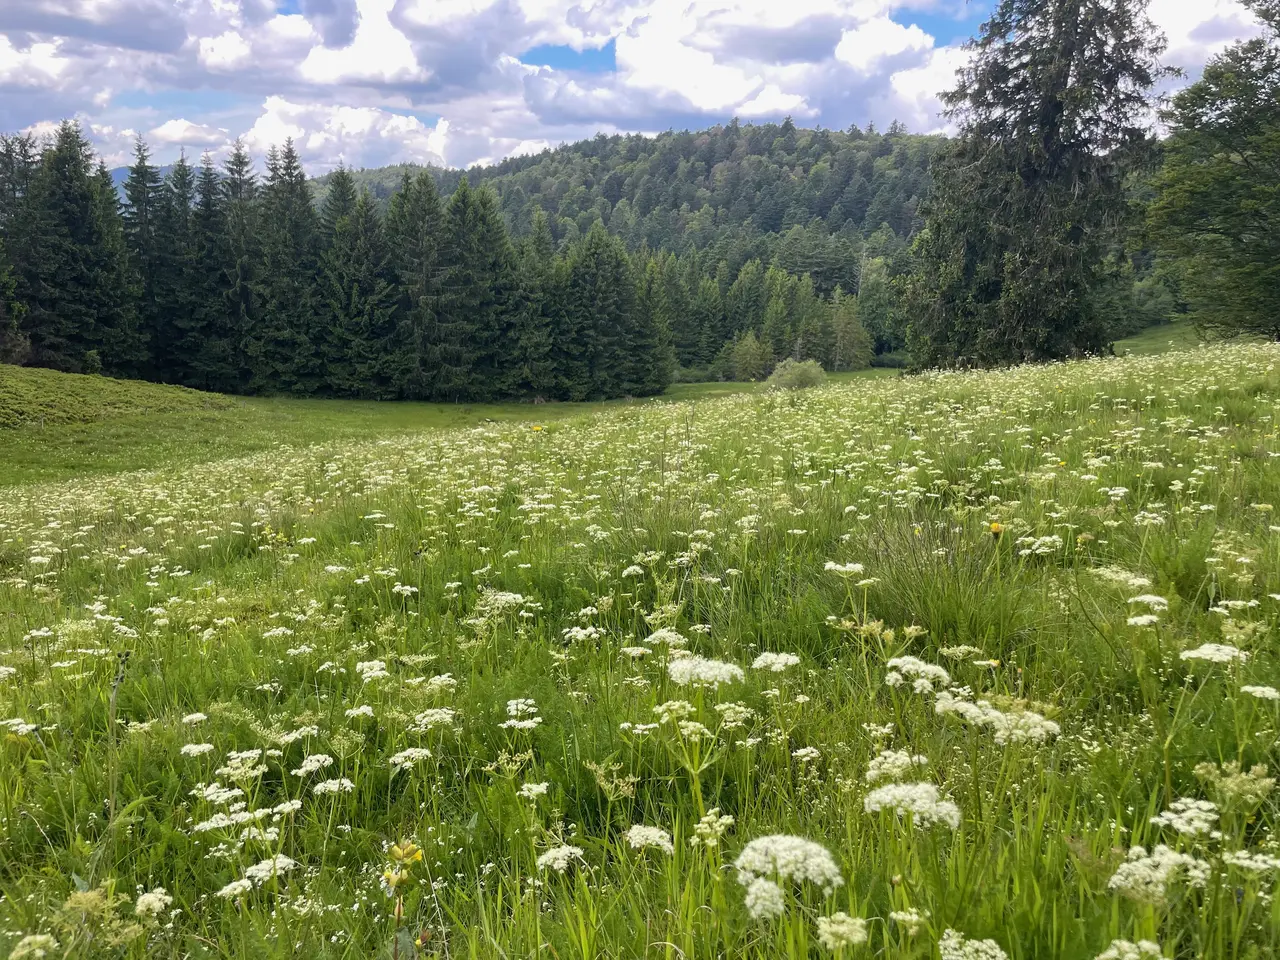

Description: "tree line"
0 127 885 399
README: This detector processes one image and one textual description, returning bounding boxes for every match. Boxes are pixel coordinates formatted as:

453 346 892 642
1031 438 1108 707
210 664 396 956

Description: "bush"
765 358 826 391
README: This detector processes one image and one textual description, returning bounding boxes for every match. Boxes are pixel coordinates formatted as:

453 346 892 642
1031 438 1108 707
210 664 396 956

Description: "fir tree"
219 139 259 392
564 223 636 399
506 207 557 398
907 0 1169 366
384 171 443 399
627 257 676 395
250 139 320 393
320 164 358 246
121 136 167 377
318 191 404 398
432 178 485 400
89 160 145 375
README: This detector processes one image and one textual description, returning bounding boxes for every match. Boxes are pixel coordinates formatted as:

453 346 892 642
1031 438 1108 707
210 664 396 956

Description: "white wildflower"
864 782 961 829
624 825 674 854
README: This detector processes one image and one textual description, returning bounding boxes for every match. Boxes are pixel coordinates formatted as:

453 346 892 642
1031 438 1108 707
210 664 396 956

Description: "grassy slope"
0 366 895 486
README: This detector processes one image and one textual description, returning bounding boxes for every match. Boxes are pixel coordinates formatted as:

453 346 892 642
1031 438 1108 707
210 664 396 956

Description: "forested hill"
315 120 944 288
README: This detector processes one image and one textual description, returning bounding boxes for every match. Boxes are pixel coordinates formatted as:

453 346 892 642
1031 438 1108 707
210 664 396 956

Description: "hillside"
0 364 234 429
315 120 944 282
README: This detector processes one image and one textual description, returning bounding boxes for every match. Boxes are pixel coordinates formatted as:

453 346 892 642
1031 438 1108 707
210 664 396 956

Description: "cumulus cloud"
0 0 1263 172
150 118 229 146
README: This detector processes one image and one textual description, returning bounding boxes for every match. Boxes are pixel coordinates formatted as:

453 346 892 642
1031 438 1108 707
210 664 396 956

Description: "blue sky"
0 0 1261 172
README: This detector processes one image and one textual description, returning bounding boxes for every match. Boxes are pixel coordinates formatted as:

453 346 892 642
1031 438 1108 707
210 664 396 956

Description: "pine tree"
157 153 198 385
0 237 25 363
626 257 675 395
469 186 522 400
564 223 637 399
219 139 259 392
180 154 240 392
90 160 146 375
17 122 140 373
250 139 320 393
121 136 167 377
907 0 1168 366
506 207 557 398
320 164 358 246
385 171 444 399
318 191 404 398
432 177 484 400
690 277 724 366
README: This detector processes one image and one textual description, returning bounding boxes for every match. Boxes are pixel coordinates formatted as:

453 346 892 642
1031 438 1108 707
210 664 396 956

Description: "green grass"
0 365 895 487
1113 320 1203 356
2 343 1279 959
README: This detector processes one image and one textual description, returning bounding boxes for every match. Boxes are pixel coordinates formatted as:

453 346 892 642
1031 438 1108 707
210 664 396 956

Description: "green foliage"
908 0 1169 367
765 356 826 390
728 328 771 381
1147 1 1280 339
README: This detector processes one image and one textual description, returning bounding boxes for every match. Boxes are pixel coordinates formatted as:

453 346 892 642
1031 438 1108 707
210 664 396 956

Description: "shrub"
765 358 826 391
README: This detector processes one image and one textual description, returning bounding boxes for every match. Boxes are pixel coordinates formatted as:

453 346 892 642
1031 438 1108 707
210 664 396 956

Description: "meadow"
2 340 1279 959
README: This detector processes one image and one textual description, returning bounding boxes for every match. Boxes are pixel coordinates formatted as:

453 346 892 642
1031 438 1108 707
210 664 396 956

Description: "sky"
0 0 1264 173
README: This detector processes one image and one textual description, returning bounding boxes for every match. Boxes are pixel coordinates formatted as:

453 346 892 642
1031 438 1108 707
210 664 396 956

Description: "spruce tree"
907 0 1168 366
469 186 522 400
318 191 404 398
90 160 146 375
690 277 724 367
565 223 636 399
384 171 443 399
121 136 167 377
320 164 358 246
629 257 676 395
433 178 494 400
506 207 557 398
220 139 259 392
157 153 198 385
0 237 25 363
250 139 320 393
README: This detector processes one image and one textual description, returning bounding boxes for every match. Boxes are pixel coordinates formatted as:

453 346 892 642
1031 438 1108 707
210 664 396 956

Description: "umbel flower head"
733 834 844 896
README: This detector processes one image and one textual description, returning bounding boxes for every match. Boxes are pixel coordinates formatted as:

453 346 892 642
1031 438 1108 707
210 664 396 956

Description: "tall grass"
1 344 1279 958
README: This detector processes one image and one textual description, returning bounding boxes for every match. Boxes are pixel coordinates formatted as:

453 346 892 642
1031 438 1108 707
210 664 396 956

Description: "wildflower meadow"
3 343 1280 959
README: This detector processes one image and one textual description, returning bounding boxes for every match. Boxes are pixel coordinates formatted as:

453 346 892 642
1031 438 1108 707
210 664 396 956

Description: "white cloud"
197 31 251 69
242 96 448 171
0 37 70 85
300 0 423 84
149 118 229 146
835 17 933 72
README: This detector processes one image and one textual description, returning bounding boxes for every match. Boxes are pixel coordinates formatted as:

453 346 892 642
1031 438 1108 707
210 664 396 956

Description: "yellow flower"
383 867 410 891
532 424 544 432
390 841 423 864
990 522 1004 537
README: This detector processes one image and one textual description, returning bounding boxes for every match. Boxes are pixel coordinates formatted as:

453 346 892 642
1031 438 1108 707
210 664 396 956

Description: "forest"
0 0 1276 399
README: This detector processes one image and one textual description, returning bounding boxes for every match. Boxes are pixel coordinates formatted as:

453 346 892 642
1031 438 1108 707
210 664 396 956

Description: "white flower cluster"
536 844 583 873
816 912 868 949
624 824 673 854
389 747 433 773
751 651 800 672
668 655 744 689
865 748 928 785
642 627 688 647
1222 849 1280 871
218 855 298 898
134 887 173 918
691 808 734 848
410 707 457 732
291 753 334 777
885 656 952 693
1241 684 1280 700
499 699 543 730
864 782 961 830
733 834 844 902
1107 845 1210 903
934 690 1060 745
1095 940 1162 960
1149 797 1221 838
938 928 1009 960
1179 643 1249 664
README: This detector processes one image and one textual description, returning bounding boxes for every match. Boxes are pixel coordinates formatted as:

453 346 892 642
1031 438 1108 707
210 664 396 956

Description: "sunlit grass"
1 344 1279 959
